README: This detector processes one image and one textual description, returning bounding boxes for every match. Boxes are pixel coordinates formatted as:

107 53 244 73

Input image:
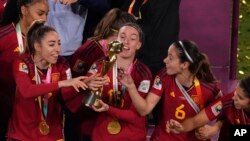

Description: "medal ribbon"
194 78 204 109
175 77 203 113
35 65 52 120
15 22 25 54
113 62 133 107
100 39 108 56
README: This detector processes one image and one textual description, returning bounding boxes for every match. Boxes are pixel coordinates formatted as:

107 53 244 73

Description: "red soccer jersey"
8 55 74 141
70 39 105 77
205 92 250 141
149 68 222 141
0 24 24 125
0 0 4 19
69 39 106 136
88 59 153 141
205 92 250 124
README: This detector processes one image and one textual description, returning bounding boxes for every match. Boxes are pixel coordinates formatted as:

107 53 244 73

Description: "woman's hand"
195 124 220 141
166 119 184 134
58 76 88 92
92 100 109 112
118 67 135 89
84 73 107 91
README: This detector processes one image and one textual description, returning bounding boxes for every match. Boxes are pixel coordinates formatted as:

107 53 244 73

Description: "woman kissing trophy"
85 40 123 107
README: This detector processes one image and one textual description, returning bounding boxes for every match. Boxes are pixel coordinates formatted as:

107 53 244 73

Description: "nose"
163 57 168 64
232 92 237 100
55 44 61 52
122 37 129 45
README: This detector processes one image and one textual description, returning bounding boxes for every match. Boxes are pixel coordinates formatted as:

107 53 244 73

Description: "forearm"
182 109 211 132
127 84 151 116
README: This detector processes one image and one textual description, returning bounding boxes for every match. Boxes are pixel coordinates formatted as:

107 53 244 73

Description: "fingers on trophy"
85 41 124 107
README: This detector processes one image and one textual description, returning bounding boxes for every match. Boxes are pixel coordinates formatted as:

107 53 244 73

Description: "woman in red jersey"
167 75 250 141
67 8 137 141
119 40 223 141
71 8 136 77
7 20 102 141
89 22 153 141
0 0 49 140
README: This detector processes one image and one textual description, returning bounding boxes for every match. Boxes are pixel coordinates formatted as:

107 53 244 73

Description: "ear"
34 42 42 52
136 42 142 50
181 61 190 70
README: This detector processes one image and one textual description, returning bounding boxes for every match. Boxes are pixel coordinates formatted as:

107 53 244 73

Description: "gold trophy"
85 40 123 107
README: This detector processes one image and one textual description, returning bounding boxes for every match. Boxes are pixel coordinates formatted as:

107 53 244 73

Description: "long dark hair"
239 75 250 99
26 20 56 54
92 8 137 40
174 40 216 83
0 0 45 26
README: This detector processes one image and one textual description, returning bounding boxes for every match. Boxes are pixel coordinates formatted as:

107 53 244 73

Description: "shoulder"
221 92 234 107
153 67 173 83
55 56 70 70
12 54 32 72
0 23 15 38
200 81 222 97
77 39 100 52
134 59 152 79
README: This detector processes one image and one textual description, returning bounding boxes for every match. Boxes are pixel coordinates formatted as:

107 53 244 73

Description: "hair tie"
179 41 194 63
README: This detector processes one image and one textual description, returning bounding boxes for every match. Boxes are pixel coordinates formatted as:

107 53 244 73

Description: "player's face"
232 85 250 110
163 45 185 75
21 0 49 27
117 26 141 59
35 31 61 65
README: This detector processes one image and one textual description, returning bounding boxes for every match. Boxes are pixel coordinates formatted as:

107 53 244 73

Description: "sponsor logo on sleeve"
19 62 28 73
152 76 162 90
211 101 222 116
138 80 150 93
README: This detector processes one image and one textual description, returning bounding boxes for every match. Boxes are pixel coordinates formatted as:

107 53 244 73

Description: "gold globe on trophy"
85 40 123 107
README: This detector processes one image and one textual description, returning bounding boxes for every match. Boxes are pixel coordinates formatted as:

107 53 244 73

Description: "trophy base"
85 92 101 107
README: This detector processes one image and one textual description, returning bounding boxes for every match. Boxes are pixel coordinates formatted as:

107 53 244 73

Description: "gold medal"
39 121 50 135
107 119 121 134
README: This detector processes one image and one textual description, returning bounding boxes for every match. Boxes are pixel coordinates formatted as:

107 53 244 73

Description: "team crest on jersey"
152 76 162 90
19 62 28 73
65 68 72 80
211 101 222 116
52 73 60 82
88 63 98 74
138 80 150 93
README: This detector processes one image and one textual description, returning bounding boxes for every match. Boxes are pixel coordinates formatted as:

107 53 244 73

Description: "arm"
62 73 105 112
119 73 160 116
166 109 211 133
195 120 223 140
92 100 144 122
13 59 88 98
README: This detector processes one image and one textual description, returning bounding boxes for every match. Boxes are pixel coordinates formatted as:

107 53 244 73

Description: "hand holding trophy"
85 40 123 107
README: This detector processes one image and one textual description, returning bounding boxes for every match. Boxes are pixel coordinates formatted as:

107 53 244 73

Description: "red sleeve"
58 58 86 113
205 99 223 121
13 59 59 98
